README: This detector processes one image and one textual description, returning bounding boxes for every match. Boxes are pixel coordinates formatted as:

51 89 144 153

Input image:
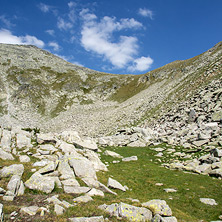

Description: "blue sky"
0 0 221 74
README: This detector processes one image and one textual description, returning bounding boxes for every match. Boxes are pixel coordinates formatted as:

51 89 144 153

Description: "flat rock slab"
69 156 97 180
122 156 138 162
200 198 218 205
104 150 123 158
61 178 80 187
25 172 55 194
87 188 104 197
73 195 93 203
99 202 152 221
107 177 126 192
142 199 172 216
68 216 104 222
20 206 39 216
0 164 24 177
64 186 90 194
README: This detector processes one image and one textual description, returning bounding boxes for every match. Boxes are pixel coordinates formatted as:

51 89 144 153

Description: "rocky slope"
0 42 221 136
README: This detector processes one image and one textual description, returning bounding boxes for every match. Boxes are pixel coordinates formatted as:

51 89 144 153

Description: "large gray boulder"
36 133 57 144
0 148 14 160
99 202 152 221
142 199 172 216
58 155 75 180
25 172 55 194
0 130 11 152
60 131 98 151
57 141 76 153
7 175 22 196
0 164 24 178
16 133 32 149
69 156 97 180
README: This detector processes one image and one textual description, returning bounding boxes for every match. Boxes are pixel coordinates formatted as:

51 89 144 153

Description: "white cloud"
68 1 76 8
57 17 73 30
138 8 153 19
0 29 45 48
128 56 153 72
45 29 55 36
0 15 14 28
49 41 60 51
38 3 51 13
80 10 144 68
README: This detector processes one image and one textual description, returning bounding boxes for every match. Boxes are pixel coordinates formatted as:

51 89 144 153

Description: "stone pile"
165 147 222 177
98 78 222 150
152 78 222 148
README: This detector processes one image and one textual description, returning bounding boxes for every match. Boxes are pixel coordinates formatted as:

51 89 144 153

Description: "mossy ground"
1 144 222 221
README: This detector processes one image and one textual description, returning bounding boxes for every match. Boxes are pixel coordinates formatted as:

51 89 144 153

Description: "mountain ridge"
0 42 221 136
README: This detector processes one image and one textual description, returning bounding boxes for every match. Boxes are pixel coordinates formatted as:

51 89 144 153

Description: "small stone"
73 195 93 203
54 204 65 215
200 198 218 205
155 183 163 186
164 188 177 193
122 156 138 162
20 206 39 216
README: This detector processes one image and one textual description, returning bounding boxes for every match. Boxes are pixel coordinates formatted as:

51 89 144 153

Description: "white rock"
200 198 218 205
87 188 104 197
0 148 14 160
69 156 97 180
142 199 172 216
164 188 177 193
0 164 24 177
54 204 65 215
64 186 90 194
0 130 11 152
73 195 93 203
107 178 126 192
61 179 80 187
122 156 138 162
104 150 123 158
19 155 30 163
20 206 39 216
16 133 32 149
25 172 55 194
82 150 108 172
